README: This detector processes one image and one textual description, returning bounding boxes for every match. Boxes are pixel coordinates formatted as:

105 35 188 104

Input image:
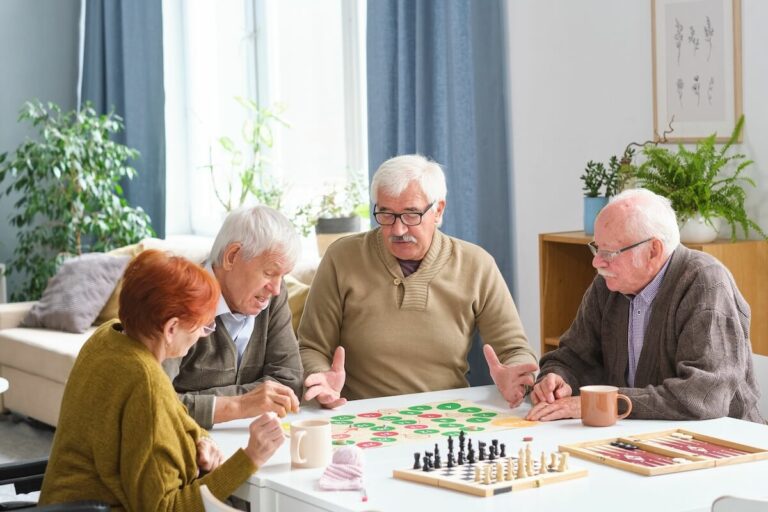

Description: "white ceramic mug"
290 418 332 469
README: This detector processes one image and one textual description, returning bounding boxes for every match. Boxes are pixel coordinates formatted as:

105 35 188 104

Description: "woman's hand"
243 411 286 468
196 436 225 474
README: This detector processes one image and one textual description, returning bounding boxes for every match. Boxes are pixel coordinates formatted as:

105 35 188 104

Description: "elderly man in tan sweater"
299 154 538 409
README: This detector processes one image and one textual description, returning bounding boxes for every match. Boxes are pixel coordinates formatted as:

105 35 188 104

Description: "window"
163 0 368 251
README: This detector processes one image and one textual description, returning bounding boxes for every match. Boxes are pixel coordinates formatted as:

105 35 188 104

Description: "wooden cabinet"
539 231 768 356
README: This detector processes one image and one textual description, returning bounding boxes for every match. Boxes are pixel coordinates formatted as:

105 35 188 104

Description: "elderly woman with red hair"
40 250 284 511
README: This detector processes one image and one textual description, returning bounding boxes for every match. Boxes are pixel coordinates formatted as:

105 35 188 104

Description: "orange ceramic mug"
580 385 632 427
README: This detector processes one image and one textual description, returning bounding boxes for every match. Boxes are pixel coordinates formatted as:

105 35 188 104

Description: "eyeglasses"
373 202 435 226
201 321 216 336
587 238 653 262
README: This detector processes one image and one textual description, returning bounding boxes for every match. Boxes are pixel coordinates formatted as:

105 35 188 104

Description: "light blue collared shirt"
626 256 671 387
206 264 255 367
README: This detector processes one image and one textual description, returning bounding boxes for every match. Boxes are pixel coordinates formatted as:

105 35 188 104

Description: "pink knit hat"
318 446 364 491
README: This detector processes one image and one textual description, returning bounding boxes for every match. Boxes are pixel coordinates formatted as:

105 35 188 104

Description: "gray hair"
370 154 448 205
210 206 301 268
608 188 680 257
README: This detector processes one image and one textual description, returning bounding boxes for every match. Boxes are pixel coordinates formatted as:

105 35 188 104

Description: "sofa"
0 236 316 427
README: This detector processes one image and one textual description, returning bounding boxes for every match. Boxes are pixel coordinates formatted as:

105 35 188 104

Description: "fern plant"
634 116 765 240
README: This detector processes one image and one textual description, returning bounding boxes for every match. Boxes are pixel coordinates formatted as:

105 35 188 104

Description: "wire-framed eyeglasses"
373 202 435 226
587 238 653 262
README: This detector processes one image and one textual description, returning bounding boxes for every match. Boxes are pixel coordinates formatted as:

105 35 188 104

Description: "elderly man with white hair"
299 154 538 409
164 206 303 429
527 188 764 423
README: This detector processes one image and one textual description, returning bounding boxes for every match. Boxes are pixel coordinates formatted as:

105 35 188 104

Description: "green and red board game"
329 399 537 449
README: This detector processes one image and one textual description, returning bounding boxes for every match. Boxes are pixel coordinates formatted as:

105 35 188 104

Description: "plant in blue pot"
581 161 610 236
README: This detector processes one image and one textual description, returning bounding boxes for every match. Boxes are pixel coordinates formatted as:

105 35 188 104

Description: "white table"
210 386 768 512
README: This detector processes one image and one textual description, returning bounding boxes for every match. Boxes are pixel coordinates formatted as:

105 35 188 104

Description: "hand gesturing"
303 346 347 409
483 344 538 408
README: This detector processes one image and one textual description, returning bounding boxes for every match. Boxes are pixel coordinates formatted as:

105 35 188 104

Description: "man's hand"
303 346 347 409
483 344 538 409
530 373 573 406
196 436 225 474
243 411 286 468
215 380 300 423
525 396 580 421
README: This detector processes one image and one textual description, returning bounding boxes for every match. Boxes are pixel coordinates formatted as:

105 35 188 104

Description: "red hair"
119 250 220 341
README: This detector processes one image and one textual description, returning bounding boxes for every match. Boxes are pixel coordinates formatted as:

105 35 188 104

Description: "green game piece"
332 440 355 445
438 423 464 429
442 431 464 437
392 419 417 425
378 416 402 422
472 412 498 418
408 405 433 411
331 415 356 420
371 437 397 443
436 402 462 410
371 425 395 431
466 417 491 423
331 420 354 425
457 407 482 413
413 429 440 434
398 410 421 415
432 418 456 424
353 422 376 428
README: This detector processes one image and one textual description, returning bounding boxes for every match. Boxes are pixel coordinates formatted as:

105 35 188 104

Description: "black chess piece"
479 441 486 461
447 453 455 468
459 431 466 451
448 435 454 453
425 451 434 469
488 449 496 462
492 439 499 453
457 451 465 465
413 452 421 470
422 455 430 472
467 439 473 453
500 443 506 458
467 448 476 464
434 444 440 458
434 452 442 469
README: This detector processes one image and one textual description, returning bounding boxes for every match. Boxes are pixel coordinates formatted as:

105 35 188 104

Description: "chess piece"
474 466 481 482
500 443 506 458
550 452 558 471
558 452 569 472
517 448 527 479
457 451 465 466
506 457 514 481
467 448 475 464
447 453 454 469
492 439 499 455
488 447 496 462
434 452 441 469
425 451 434 469
495 462 503 483
479 441 486 461
539 452 547 475
413 452 421 470
422 455 430 472
459 431 466 451
483 465 492 485
448 435 454 454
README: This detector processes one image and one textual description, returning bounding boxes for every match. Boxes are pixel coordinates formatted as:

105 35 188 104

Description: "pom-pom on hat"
318 446 364 491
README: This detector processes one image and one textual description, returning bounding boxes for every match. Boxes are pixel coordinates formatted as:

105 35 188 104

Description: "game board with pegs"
393 432 587 497
330 399 536 450
559 429 768 476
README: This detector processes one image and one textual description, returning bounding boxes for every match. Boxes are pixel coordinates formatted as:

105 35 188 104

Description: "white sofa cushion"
0 327 92 384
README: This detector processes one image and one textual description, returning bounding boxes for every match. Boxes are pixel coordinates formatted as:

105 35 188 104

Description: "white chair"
199 485 240 512
712 495 768 512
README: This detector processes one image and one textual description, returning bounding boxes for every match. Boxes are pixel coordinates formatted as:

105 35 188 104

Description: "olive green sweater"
40 321 256 511
299 229 536 399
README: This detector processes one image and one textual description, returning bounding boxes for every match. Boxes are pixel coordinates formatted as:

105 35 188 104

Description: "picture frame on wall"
652 0 742 142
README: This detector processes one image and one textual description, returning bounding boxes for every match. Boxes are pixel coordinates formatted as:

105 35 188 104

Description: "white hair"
608 188 680 258
210 206 301 268
370 154 447 205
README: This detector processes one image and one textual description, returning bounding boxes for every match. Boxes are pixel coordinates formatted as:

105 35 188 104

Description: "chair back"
712 495 768 512
199 485 240 512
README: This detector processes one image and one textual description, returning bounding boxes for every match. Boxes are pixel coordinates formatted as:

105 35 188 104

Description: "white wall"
0 0 80 298
506 0 768 416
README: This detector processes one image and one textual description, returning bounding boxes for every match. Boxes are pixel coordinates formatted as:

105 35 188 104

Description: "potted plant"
293 174 369 256
580 154 624 235
0 100 154 301
634 116 765 243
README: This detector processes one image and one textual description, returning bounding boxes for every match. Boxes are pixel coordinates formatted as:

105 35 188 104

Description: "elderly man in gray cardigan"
163 206 303 429
527 189 764 423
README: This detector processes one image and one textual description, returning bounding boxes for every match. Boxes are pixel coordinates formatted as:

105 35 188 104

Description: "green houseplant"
0 100 154 301
634 115 765 242
580 152 627 235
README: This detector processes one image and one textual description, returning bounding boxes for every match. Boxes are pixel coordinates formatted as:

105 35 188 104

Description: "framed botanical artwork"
652 0 742 142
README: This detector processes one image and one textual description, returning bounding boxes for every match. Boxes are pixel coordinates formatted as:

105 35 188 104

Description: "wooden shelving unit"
539 231 768 356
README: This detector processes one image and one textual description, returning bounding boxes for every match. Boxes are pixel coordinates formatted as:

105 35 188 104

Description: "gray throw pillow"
22 253 131 333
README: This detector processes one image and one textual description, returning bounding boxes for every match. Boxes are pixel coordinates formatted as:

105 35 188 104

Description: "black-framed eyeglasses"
373 202 435 226
587 238 653 262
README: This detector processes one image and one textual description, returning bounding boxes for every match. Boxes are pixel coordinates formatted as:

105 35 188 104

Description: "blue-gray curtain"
367 0 514 386
80 0 166 237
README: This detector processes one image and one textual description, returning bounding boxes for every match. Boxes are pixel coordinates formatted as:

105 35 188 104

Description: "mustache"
597 269 615 278
389 235 417 243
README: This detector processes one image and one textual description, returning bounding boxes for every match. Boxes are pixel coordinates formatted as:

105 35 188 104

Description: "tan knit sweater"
299 229 536 400
40 321 256 511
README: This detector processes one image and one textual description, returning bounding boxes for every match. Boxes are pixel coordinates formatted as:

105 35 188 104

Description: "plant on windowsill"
293 174 369 256
0 100 154 301
634 115 766 243
205 97 289 213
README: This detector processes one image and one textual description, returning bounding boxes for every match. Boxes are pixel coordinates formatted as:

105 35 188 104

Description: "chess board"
393 442 587 497
560 429 768 476
330 399 536 450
